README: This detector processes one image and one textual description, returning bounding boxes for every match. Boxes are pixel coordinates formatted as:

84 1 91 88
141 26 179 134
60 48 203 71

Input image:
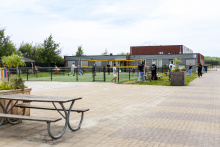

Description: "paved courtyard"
0 70 220 147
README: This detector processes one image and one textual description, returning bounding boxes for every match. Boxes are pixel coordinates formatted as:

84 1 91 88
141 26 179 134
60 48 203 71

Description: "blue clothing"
138 72 145 82
188 69 192 76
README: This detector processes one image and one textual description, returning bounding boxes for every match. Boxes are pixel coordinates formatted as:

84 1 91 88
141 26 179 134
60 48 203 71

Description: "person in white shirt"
169 61 175 69
68 63 76 76
111 64 117 83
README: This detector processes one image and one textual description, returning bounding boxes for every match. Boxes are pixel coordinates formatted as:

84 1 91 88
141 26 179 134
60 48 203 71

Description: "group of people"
185 62 203 78
68 63 83 76
137 61 158 83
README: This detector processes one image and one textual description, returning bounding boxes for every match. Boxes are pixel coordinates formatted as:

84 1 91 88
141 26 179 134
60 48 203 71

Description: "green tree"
18 42 34 59
39 35 61 66
75 45 84 56
101 49 108 55
117 52 128 55
0 28 17 59
2 53 26 74
205 56 220 64
18 42 42 62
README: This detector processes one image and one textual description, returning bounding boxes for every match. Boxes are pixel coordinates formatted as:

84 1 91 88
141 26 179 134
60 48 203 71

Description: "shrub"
171 68 180 72
181 68 186 71
0 76 26 90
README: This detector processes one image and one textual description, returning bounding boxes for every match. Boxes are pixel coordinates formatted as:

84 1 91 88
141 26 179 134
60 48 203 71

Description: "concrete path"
0 70 219 147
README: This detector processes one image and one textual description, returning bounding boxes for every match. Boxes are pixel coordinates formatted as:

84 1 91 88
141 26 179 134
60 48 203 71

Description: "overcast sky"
0 0 220 57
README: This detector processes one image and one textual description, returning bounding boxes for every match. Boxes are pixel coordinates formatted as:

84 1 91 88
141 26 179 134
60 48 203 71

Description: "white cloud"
0 0 220 57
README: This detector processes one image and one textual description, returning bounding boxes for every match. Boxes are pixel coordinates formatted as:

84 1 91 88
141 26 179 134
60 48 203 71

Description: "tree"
205 56 220 64
0 28 16 59
75 45 84 56
117 52 129 55
101 49 108 55
2 53 26 74
18 42 34 59
39 35 61 66
18 42 42 62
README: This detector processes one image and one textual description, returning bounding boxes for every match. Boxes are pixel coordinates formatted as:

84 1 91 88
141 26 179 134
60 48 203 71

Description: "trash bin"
203 65 208 73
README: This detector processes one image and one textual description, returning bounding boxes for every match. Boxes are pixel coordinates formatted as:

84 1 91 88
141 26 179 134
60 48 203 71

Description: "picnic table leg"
5 100 25 125
47 102 69 139
0 102 5 125
67 101 84 131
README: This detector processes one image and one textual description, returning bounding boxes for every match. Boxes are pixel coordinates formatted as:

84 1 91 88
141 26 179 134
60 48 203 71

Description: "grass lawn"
118 72 199 86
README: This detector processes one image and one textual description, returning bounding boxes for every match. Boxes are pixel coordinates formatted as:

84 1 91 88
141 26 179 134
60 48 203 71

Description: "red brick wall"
130 45 183 55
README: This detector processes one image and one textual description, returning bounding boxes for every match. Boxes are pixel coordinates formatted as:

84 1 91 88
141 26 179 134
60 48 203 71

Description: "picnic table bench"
0 94 89 140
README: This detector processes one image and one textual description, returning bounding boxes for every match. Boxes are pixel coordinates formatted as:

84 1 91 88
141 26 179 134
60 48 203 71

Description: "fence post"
27 68 28 81
92 68 95 82
8 70 9 82
76 68 78 81
104 67 106 82
129 68 130 80
51 69 52 81
118 67 119 83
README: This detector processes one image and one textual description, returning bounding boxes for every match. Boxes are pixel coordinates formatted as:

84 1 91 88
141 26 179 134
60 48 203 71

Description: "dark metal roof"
23 57 35 63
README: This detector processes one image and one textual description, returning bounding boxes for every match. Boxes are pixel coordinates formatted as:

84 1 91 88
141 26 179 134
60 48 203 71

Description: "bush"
171 68 180 72
0 76 26 90
181 68 186 71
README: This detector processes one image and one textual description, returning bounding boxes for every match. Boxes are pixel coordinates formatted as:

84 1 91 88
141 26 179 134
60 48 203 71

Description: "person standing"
137 62 145 83
197 62 203 78
111 64 117 83
188 64 192 76
68 63 76 76
169 61 175 69
93 61 97 76
150 62 157 81
169 65 172 81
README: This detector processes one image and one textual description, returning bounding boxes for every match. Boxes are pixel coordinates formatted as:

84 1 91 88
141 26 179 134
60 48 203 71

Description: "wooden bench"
0 113 61 123
15 104 89 113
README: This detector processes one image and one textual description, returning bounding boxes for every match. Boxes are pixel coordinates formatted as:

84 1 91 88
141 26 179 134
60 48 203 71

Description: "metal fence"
7 66 170 82
205 62 219 71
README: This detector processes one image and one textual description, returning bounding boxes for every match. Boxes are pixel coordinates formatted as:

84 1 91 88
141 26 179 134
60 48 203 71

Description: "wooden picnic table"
0 94 89 139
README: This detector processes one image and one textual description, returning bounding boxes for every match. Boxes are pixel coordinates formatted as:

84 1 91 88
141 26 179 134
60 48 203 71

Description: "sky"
0 0 220 57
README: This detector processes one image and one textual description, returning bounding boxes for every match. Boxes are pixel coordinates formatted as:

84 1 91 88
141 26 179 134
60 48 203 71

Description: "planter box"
0 88 32 122
170 71 186 86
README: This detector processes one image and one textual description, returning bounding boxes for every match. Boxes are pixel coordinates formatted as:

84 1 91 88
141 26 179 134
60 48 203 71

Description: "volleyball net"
81 59 143 68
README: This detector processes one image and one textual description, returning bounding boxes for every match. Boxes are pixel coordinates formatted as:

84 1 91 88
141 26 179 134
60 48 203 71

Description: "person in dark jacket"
197 62 203 77
137 62 145 82
150 62 157 81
